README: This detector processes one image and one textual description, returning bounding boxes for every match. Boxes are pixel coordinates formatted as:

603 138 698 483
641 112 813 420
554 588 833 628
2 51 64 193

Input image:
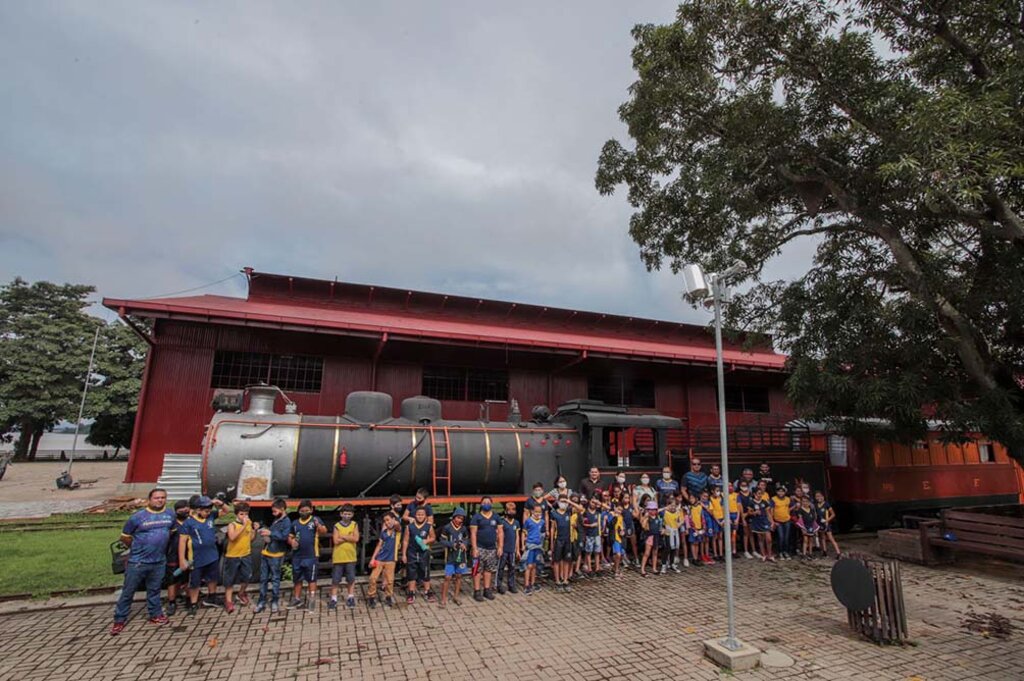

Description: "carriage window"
979 442 994 463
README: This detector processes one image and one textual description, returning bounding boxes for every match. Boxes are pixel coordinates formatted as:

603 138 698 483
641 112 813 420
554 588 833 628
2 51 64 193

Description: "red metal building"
104 268 801 487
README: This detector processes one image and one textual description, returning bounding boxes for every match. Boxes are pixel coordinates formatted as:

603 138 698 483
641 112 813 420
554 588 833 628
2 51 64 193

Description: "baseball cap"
195 495 214 508
453 507 467 517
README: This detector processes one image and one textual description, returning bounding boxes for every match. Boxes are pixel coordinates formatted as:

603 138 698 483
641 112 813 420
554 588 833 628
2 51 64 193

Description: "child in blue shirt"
497 502 521 595
288 499 327 611
522 504 546 594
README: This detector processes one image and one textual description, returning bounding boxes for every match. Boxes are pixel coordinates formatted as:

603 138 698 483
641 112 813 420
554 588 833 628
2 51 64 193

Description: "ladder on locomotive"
429 426 452 497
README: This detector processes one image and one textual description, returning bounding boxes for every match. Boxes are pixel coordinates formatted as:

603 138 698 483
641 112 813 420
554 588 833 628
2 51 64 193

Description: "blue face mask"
481 503 492 512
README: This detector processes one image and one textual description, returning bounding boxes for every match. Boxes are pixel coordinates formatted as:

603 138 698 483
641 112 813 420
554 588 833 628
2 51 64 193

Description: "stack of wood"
84 496 146 514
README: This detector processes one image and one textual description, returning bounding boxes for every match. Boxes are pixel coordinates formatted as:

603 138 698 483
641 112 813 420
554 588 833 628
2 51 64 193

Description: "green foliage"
0 278 100 458
0 278 148 458
598 1 1024 458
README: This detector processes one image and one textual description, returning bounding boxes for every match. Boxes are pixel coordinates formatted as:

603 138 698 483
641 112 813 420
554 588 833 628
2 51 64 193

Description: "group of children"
165 469 842 616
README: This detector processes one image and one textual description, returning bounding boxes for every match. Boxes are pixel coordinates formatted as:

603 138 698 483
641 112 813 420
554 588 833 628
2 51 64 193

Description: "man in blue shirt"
179 495 221 616
655 466 681 505
470 496 503 601
111 488 174 635
683 458 709 503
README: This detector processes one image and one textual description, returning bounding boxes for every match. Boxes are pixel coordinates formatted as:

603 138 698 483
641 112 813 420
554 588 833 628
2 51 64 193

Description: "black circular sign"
831 558 875 612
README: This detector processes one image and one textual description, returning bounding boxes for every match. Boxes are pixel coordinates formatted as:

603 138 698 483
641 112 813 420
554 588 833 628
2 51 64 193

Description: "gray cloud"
0 1 811 327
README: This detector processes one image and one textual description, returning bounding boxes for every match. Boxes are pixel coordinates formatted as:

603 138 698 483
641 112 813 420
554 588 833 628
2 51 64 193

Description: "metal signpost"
67 325 101 478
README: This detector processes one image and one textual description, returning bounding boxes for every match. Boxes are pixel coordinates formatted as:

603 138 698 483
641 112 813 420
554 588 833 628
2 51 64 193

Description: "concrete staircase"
157 453 202 500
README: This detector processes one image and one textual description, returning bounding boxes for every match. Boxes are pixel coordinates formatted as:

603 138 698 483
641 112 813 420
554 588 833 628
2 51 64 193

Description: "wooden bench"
911 506 1024 564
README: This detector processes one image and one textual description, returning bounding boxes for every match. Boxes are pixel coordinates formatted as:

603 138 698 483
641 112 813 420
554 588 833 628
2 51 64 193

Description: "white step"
157 453 202 499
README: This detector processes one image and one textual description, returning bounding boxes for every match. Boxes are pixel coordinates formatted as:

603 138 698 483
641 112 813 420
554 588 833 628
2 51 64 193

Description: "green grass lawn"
0 524 127 597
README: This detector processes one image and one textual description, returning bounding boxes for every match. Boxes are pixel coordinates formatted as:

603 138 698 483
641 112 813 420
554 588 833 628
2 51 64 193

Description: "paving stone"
0 548 1022 680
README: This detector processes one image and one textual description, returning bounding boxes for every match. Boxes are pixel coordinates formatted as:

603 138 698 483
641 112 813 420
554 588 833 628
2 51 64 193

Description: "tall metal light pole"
683 261 748 656
67 325 101 478
711 269 739 650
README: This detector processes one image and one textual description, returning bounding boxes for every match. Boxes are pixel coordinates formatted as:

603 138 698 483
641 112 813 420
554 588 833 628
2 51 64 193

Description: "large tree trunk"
13 418 33 461
27 426 43 461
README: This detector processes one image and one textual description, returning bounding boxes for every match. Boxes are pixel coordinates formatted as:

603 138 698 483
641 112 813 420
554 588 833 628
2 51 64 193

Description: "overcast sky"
1 2 814 325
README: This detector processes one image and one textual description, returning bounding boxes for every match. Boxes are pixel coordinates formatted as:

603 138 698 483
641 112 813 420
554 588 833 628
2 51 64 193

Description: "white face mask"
616 476 626 484
662 473 671 480
557 481 567 489
557 502 568 511
640 477 650 485
533 490 543 498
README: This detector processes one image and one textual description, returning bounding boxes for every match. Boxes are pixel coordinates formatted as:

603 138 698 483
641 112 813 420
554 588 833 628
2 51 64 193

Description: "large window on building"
422 366 508 401
587 376 656 408
724 385 771 413
211 351 323 392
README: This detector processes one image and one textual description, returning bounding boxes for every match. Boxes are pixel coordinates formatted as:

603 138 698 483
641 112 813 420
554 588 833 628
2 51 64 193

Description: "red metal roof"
103 291 787 369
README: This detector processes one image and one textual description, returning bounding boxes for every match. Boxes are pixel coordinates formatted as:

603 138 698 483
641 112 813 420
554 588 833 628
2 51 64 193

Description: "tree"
0 278 99 459
597 1 1024 461
86 321 147 453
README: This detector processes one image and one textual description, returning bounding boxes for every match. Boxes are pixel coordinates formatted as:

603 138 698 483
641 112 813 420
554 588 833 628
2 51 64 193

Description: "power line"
143 272 246 300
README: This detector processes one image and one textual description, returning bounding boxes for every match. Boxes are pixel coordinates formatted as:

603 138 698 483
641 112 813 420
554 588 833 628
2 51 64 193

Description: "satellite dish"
831 558 875 612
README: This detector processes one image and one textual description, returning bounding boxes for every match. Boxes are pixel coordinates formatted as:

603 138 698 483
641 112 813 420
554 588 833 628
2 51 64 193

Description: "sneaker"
484 588 496 601
497 585 507 595
346 595 356 609
224 601 235 615
288 598 304 609
187 604 198 617
166 601 177 617
744 552 753 559
110 622 125 636
384 597 395 608
425 591 437 603
659 565 667 574
671 564 681 573
237 592 250 606
563 583 572 593
683 559 690 568
473 590 485 602
149 615 169 625
253 602 266 614
406 594 416 605
508 584 519 594
328 598 337 611
753 551 762 559
368 599 378 609
201 599 218 608
270 602 280 614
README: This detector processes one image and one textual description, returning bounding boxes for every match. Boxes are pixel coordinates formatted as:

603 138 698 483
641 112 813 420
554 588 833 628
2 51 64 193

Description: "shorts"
584 535 601 554
445 564 470 577
752 523 771 534
820 523 832 533
525 548 544 566
612 541 625 556
292 558 317 584
664 527 680 550
800 526 819 536
552 537 571 562
331 562 356 585
406 552 431 583
622 525 635 538
729 513 739 525
644 535 655 548
165 563 188 587
476 548 498 573
707 521 721 538
222 556 253 585
688 529 706 544
189 561 219 588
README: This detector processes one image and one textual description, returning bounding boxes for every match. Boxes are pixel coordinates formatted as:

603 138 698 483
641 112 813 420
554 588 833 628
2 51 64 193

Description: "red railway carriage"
823 429 1024 529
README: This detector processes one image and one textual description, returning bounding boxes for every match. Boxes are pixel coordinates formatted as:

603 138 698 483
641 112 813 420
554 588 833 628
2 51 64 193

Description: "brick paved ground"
1 539 1022 681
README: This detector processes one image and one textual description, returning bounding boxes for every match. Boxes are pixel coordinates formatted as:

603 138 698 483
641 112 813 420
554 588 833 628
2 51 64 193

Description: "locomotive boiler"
201 385 683 503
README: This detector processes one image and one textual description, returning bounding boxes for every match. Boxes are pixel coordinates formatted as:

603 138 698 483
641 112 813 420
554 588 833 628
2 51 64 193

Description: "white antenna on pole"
59 325 101 489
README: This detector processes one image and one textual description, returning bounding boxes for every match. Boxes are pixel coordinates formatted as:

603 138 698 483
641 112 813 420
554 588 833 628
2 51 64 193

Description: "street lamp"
683 261 759 669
